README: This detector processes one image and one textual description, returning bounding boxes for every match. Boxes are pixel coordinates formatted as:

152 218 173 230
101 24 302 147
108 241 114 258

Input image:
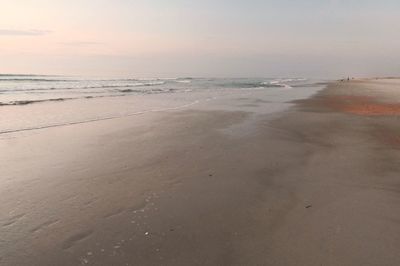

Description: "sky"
1 0 400 78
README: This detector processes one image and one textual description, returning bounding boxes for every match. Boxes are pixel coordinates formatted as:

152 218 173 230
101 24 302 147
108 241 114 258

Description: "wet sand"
1 79 400 265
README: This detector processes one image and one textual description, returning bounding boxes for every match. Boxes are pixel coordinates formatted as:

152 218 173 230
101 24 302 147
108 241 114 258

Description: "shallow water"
0 75 316 105
0 76 326 136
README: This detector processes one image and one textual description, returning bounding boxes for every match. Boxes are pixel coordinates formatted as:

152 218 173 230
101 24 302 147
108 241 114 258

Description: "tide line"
0 100 201 136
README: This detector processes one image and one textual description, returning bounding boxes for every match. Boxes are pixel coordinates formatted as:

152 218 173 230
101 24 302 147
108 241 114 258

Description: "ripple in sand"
2 213 26 227
103 208 125 219
30 219 59 233
129 200 149 213
62 230 94 249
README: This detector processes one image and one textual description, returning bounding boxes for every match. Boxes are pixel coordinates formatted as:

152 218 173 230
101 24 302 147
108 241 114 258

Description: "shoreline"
1 79 400 265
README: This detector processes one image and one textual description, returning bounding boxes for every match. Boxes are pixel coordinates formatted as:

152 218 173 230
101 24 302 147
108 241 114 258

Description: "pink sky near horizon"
1 0 400 77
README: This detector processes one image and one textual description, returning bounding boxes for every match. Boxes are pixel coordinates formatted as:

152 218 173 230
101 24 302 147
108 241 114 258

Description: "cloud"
60 41 104 46
0 29 51 36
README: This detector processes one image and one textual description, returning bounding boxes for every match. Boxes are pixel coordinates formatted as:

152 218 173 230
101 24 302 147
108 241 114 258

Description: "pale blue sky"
1 0 400 77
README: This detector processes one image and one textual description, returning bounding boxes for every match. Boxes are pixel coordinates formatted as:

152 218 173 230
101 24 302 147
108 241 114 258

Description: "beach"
1 78 400 265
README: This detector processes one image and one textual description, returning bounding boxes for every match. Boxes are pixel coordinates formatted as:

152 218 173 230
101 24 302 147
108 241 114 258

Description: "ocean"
0 75 317 106
0 75 325 135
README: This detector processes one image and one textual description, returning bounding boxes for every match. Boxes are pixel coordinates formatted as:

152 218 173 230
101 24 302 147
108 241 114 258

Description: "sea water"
0 75 325 135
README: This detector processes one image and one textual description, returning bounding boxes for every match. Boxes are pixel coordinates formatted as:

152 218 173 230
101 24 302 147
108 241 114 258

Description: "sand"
1 79 400 265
